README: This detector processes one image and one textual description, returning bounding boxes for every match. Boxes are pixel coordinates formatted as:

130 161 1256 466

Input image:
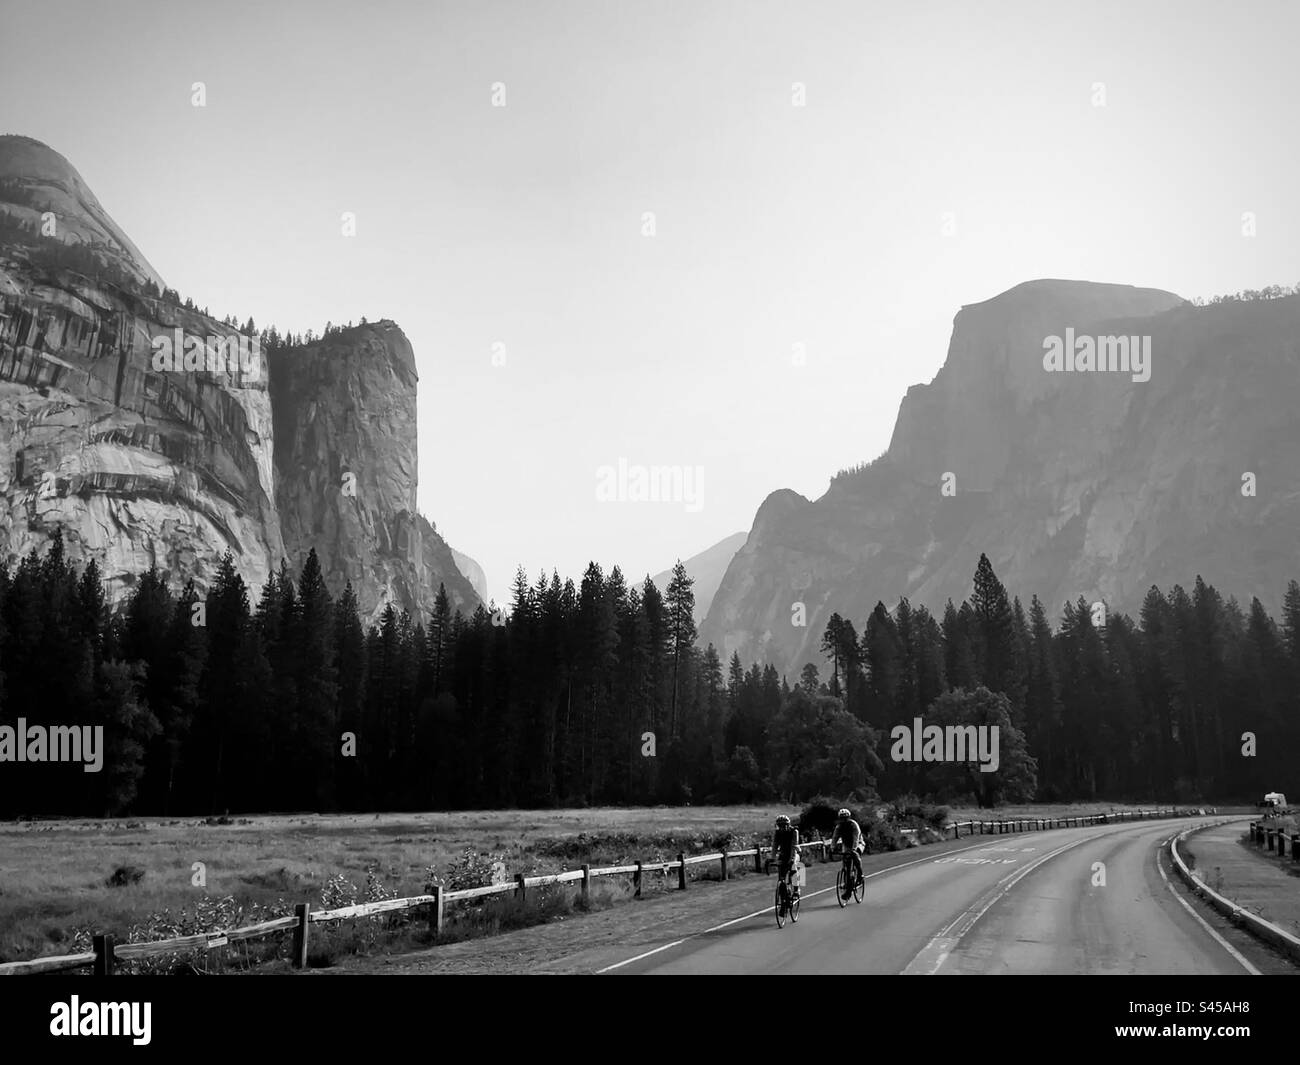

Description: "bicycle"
832 846 865 907
767 859 802 927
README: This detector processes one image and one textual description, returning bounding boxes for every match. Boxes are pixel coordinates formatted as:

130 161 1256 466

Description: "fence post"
1292 835 1299 863
515 873 527 903
720 849 728 882
754 846 763 874
92 934 115 976
431 885 444 936
1267 828 1275 852
677 853 687 891
582 863 591 903
292 903 309 970
634 861 643 898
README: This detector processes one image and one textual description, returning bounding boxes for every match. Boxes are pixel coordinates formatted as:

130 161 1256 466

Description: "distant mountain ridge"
652 531 747 626
701 279 1300 675
450 547 488 602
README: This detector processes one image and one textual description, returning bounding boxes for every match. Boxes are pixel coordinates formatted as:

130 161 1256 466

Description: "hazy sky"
3 0 1297 608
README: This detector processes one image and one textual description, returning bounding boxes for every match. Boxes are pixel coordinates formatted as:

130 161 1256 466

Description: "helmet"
775 815 791 828
837 808 851 820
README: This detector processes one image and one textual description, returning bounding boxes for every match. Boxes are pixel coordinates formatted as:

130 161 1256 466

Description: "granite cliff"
0 135 477 621
701 279 1300 675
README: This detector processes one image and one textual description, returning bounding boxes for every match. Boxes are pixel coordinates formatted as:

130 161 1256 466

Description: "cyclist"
831 808 865 898
771 815 801 902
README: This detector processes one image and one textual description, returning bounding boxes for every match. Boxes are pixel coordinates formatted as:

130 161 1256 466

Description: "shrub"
105 865 145 888
71 893 293 974
866 821 904 852
888 794 950 831
798 797 842 837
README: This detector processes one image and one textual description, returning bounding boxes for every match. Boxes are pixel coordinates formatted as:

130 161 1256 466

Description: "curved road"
603 817 1289 975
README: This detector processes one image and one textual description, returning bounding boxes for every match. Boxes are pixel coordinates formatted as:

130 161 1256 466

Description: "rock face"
450 547 488 602
269 323 478 618
0 135 478 622
0 134 165 292
701 279 1300 675
652 530 747 626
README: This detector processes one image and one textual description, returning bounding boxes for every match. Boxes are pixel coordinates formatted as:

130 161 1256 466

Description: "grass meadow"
0 801 1216 971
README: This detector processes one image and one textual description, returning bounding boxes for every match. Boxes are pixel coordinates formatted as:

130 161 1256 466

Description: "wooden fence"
0 805 1201 975
1170 819 1300 964
1247 818 1300 861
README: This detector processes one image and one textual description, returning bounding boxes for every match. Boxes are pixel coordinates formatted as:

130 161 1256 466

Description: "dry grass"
0 806 786 964
943 801 1223 822
0 801 1228 967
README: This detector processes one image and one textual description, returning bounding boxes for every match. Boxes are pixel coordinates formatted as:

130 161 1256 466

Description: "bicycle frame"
834 849 859 884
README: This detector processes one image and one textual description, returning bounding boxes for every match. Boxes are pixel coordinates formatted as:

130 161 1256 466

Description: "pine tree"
821 613 845 696
664 561 697 745
970 553 1016 699
334 582 365 807
799 662 821 694
295 549 338 808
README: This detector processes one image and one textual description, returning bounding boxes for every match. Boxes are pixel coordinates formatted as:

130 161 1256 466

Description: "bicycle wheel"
790 887 801 922
853 865 865 904
836 866 848 908
774 883 786 928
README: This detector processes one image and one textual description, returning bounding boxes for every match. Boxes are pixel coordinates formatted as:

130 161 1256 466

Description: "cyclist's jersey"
772 826 799 862
832 819 862 851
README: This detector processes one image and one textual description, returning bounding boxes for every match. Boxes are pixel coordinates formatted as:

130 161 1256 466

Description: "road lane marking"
935 857 1019 865
594 885 838 972
903 835 1095 974
596 835 1009 973
1154 829 1259 976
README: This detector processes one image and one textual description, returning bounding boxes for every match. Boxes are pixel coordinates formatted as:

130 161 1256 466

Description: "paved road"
606 817 1288 975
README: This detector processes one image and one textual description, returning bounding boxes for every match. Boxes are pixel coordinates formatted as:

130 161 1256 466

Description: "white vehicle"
1260 792 1288 814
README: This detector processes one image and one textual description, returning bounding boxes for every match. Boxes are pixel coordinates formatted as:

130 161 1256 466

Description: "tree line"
840 555 1297 805
0 534 1294 817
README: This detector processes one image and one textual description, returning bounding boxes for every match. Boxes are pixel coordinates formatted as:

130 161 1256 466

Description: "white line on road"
595 836 1009 973
1154 828 1259 976
902 835 1094 974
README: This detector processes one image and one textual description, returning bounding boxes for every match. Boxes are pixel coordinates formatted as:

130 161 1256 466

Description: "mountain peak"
702 281 1300 674
0 134 165 292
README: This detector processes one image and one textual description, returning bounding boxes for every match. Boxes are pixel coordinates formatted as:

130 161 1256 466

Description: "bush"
888 794 950 831
106 865 146 888
425 848 511 893
798 798 842 837
71 893 293 974
866 821 904 852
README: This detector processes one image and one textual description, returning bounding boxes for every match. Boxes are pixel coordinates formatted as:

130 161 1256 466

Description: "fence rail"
1246 818 1300 861
1170 819 1300 964
0 805 1203 976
